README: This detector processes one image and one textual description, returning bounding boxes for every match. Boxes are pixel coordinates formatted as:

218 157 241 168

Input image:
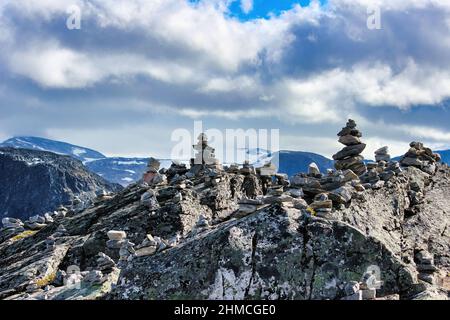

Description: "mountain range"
1 136 449 186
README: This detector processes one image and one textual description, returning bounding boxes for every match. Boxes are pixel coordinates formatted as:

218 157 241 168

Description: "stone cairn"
356 146 402 190
374 146 391 163
400 141 441 175
333 119 367 176
240 161 261 199
190 133 221 173
414 250 438 285
142 158 167 186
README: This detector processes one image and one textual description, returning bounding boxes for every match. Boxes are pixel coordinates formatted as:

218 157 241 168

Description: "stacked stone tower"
333 119 367 176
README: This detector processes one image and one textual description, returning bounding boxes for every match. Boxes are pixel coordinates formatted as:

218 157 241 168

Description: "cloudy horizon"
1 0 450 159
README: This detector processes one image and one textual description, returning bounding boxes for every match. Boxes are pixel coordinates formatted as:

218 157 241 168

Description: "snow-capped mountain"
85 157 173 186
0 137 105 163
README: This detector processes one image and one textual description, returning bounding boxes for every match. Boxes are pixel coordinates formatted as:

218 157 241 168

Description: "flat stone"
335 156 364 169
24 222 47 230
2 217 23 229
107 230 127 241
310 200 332 210
338 134 361 146
337 127 362 137
333 144 366 161
237 204 258 214
375 154 391 162
401 157 423 167
135 246 157 257
342 169 359 182
315 210 333 219
287 188 304 198
330 186 353 203
375 146 389 155
106 239 125 249
290 176 321 188
239 198 264 205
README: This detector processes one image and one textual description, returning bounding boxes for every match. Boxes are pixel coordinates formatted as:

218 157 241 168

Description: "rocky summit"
0 123 449 301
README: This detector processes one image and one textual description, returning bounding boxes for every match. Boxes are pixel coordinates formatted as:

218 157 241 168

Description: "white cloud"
1 0 450 155
240 0 253 14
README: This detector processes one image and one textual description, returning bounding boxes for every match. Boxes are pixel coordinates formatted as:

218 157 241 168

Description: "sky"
1 0 450 159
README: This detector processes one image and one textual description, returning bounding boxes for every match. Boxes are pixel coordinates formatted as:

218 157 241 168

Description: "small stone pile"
96 252 116 272
24 215 47 230
140 189 160 211
333 119 367 176
119 239 135 263
135 234 158 257
360 147 403 189
189 133 221 175
142 158 164 185
415 250 438 285
400 142 441 174
166 161 189 182
374 146 391 162
257 162 276 195
291 166 361 197
341 270 383 300
84 270 106 285
309 193 333 218
106 230 127 249
241 166 261 199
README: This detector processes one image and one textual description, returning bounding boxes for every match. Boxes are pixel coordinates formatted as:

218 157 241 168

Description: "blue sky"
207 0 327 20
0 0 450 159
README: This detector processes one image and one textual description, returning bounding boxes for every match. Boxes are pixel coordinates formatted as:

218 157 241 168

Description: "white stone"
107 230 126 241
135 246 157 257
2 217 23 228
308 162 320 175
287 188 304 198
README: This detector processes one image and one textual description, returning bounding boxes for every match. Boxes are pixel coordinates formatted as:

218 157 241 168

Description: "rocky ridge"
0 122 448 300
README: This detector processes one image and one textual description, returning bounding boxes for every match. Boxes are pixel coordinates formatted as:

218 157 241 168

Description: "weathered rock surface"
109 206 417 300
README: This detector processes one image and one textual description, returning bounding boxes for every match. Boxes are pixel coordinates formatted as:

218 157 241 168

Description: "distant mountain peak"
0 136 106 163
